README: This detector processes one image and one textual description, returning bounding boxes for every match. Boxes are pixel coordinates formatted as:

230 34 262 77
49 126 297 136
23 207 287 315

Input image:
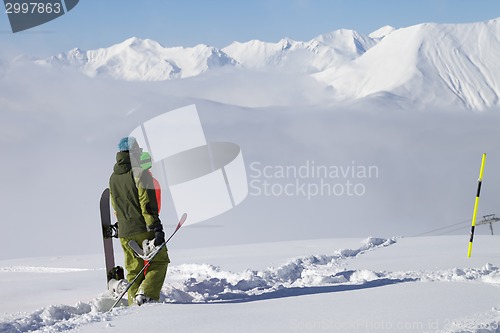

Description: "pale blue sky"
1 0 500 56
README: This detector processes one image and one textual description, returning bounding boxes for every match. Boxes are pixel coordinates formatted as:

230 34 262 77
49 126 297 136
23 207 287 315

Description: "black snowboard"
99 188 124 285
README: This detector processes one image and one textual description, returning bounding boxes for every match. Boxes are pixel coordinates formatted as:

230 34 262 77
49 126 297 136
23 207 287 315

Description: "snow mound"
0 301 110 333
163 238 500 305
161 237 398 303
4 237 500 333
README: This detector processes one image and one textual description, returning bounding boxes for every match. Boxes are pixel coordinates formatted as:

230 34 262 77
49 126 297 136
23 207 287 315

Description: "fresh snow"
2 236 500 332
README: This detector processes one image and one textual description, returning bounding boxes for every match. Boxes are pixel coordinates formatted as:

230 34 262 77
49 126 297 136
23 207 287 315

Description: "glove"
153 224 165 246
154 230 165 246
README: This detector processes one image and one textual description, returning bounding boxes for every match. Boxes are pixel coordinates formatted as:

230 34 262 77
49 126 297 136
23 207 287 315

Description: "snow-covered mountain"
221 29 377 72
368 25 396 39
46 37 237 80
40 18 500 110
315 18 500 110
46 28 381 79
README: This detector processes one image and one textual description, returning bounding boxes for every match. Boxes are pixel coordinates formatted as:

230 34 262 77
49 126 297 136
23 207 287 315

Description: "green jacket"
109 151 161 238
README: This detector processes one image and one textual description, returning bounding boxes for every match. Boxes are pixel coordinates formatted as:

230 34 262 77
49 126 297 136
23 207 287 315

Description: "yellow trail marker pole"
467 153 486 258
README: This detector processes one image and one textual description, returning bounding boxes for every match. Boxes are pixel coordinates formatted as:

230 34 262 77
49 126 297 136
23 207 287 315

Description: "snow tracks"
3 237 500 332
162 237 400 303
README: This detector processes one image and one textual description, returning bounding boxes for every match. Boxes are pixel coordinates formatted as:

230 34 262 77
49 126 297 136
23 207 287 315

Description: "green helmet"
139 151 153 170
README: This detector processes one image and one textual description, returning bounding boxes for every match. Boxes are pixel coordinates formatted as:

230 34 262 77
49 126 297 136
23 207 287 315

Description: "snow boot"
134 293 152 306
108 278 128 298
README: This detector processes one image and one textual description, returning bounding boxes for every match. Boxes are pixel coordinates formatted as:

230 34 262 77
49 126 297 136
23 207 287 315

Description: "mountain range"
40 18 500 110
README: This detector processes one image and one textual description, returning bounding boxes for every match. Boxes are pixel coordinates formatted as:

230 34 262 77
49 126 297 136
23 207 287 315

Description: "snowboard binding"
102 223 119 239
107 265 125 282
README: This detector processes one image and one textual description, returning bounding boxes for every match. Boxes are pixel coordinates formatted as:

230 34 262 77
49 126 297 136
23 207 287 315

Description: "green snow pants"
119 231 170 305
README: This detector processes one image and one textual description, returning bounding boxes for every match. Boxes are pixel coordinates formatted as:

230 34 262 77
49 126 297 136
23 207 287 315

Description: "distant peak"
278 37 295 50
316 29 357 40
122 36 143 45
369 25 396 39
67 47 86 55
119 37 163 49
192 43 213 50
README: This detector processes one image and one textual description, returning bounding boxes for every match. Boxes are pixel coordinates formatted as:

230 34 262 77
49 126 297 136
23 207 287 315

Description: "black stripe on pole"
470 180 482 242
469 226 475 242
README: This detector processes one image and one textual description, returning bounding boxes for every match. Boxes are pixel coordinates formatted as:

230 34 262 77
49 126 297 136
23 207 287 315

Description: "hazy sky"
1 0 500 56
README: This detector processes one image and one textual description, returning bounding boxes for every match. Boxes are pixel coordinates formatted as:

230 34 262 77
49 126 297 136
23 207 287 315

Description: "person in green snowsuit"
109 137 170 306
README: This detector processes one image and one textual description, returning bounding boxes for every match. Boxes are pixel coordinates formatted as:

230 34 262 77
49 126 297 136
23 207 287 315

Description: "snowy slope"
368 25 396 39
2 236 500 333
315 18 500 110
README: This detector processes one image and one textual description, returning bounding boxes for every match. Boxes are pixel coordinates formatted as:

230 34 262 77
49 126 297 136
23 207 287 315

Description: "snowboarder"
109 137 170 306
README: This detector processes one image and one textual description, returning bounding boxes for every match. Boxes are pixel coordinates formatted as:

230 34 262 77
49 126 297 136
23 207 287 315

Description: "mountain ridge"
314 18 500 109
36 18 500 110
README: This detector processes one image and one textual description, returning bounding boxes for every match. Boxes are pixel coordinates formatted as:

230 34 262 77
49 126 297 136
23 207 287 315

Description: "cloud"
1 61 500 260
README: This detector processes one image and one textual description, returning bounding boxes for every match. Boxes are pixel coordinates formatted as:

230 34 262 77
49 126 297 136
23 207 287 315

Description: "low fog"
1 60 500 260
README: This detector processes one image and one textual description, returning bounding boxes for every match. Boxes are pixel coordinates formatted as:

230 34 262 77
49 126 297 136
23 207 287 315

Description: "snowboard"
99 188 124 285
